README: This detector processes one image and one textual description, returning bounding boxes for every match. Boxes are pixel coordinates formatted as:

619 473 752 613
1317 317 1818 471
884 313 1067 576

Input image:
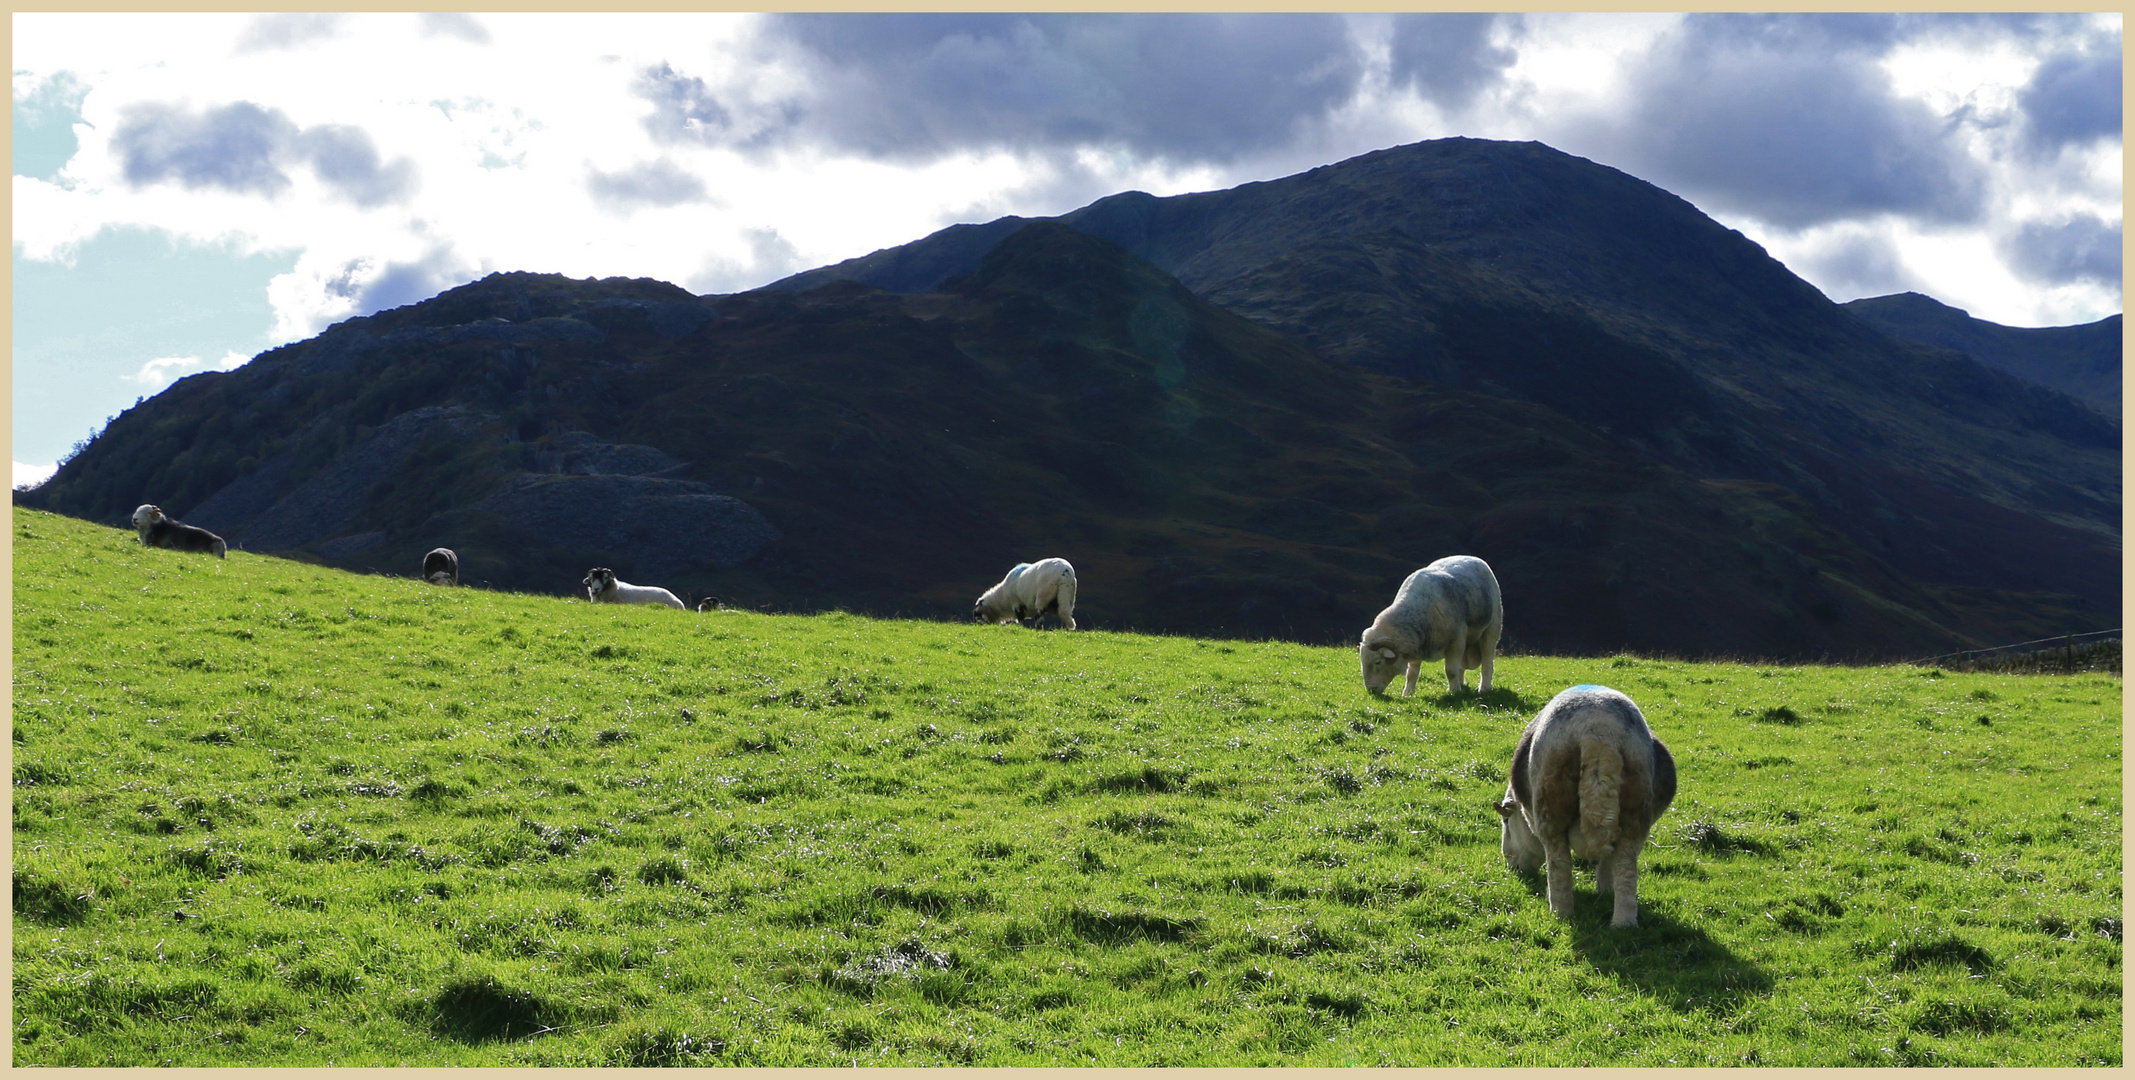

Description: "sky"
11 11 2123 485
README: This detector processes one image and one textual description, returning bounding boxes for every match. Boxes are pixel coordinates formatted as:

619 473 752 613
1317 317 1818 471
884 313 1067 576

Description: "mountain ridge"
1842 291 2121 420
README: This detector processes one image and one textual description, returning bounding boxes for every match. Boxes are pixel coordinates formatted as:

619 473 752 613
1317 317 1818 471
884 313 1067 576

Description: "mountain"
20 138 2119 658
774 138 2120 630
1843 292 2122 420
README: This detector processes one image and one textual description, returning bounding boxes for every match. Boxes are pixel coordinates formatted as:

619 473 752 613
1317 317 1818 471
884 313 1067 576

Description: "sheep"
696 596 720 613
422 547 459 586
972 557 1078 630
1359 554 1501 696
582 567 685 610
131 504 227 559
1494 685 1677 928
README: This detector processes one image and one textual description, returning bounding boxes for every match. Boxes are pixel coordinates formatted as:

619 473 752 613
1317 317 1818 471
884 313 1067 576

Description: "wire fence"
1915 629 2121 673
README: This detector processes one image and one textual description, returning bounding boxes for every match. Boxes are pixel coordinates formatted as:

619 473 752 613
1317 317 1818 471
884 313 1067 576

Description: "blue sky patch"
13 226 297 464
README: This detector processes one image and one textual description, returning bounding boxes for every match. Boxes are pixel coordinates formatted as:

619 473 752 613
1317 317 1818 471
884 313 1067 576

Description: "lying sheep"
422 547 459 586
582 567 684 610
1495 685 1677 928
131 504 226 559
973 557 1078 630
1359 555 1501 695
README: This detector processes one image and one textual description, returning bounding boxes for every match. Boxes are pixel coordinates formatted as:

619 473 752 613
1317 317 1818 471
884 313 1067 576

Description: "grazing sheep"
973 557 1078 630
1359 555 1501 696
1495 685 1677 928
696 596 720 613
131 504 226 559
422 547 459 586
582 567 685 610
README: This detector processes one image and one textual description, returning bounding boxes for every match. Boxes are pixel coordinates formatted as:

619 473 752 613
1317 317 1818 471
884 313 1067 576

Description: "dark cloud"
2021 47 2121 150
1591 16 1984 228
353 248 476 314
586 158 709 211
636 63 735 145
420 13 490 44
236 14 342 52
1388 14 1517 109
2003 216 2121 288
116 101 299 194
1672 12 1904 52
114 101 417 206
1790 231 1924 303
298 125 418 207
673 13 1365 164
1677 13 2087 53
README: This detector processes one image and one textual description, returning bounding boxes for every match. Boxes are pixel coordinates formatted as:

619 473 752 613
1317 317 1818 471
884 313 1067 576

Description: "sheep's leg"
1542 833 1576 919
1479 633 1497 693
1609 843 1642 928
1445 653 1465 695
1402 660 1420 697
1593 850 1615 896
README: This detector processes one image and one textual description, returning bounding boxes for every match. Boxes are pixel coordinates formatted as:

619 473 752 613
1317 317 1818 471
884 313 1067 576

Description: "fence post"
2065 632 2075 673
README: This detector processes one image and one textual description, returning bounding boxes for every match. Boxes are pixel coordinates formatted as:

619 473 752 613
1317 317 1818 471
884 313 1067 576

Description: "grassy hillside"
11 508 2121 1066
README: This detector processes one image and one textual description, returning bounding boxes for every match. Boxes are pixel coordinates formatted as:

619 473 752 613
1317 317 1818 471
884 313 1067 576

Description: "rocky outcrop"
193 406 492 550
467 474 779 578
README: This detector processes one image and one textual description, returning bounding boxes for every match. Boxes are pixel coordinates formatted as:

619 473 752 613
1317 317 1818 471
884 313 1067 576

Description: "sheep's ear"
1493 799 1515 818
1378 647 1398 660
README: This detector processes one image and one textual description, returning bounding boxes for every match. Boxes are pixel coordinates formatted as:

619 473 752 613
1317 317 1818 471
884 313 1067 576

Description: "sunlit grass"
12 507 2120 1065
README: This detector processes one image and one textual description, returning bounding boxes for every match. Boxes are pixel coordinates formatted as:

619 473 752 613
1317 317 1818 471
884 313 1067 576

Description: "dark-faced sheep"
696 596 720 613
973 557 1078 629
131 504 226 559
422 547 459 586
1495 684 1677 928
1359 555 1501 695
583 567 684 610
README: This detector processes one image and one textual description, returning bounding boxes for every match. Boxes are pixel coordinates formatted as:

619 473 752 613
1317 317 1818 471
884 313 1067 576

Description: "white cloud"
128 350 251 390
14 461 60 490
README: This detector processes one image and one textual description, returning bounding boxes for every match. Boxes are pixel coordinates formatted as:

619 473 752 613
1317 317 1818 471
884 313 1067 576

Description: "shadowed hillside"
1844 291 2121 420
772 138 2120 634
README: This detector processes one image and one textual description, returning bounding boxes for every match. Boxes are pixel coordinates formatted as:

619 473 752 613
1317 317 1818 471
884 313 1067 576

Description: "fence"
1915 629 2121 674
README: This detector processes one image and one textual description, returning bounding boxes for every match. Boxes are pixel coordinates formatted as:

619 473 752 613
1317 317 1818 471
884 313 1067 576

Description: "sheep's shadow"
1512 873 1772 1015
1425 685 1534 713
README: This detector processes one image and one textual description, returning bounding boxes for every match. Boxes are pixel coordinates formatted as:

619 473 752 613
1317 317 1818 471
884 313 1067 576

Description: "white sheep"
582 567 684 610
973 557 1078 629
1495 684 1677 927
1358 554 1501 695
132 504 227 559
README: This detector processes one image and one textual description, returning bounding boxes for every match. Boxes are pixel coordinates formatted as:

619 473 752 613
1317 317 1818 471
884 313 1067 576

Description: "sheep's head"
1496 792 1543 874
132 505 164 531
583 568 614 598
1359 638 1403 695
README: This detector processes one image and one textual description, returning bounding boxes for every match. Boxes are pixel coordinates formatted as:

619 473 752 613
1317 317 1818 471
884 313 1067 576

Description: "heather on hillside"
12 509 2121 1066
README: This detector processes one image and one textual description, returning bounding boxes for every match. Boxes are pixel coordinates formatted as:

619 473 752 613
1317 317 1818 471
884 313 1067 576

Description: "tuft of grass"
8 508 2123 1066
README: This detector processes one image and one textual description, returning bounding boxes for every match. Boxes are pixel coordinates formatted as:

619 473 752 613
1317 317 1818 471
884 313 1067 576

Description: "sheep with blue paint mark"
1495 684 1677 927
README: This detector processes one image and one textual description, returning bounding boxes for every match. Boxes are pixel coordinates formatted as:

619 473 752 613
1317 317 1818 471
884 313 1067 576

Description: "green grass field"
11 507 2121 1065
